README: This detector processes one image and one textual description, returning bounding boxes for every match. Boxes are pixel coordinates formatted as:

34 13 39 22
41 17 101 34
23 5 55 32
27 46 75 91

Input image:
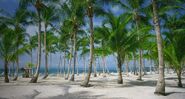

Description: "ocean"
0 66 153 76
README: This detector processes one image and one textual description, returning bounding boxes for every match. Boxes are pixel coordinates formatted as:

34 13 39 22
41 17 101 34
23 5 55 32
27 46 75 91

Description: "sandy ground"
0 73 185 99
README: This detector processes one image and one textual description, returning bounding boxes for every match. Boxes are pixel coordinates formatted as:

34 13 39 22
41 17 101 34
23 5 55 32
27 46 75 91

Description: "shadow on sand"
165 92 185 96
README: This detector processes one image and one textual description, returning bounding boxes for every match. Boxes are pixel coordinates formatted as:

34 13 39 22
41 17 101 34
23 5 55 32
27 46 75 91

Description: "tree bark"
117 54 123 84
102 57 105 76
81 2 94 87
177 70 182 87
63 52 66 78
94 59 97 77
125 57 129 76
76 57 79 76
66 42 73 80
152 0 165 95
83 56 86 80
133 53 137 75
150 59 153 74
70 29 77 81
137 50 143 80
43 24 49 79
13 57 19 81
57 55 62 76
4 60 9 83
30 6 41 83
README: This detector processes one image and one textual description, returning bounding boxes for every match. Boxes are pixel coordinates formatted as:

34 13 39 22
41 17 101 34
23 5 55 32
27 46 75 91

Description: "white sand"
0 73 184 99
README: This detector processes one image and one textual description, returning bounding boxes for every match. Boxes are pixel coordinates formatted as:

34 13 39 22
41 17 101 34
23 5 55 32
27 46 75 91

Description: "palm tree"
61 0 85 81
41 5 59 79
163 15 185 87
0 5 29 81
20 0 50 83
27 35 37 65
152 0 165 95
0 25 17 83
81 0 94 86
95 12 139 84
80 0 108 87
119 0 151 80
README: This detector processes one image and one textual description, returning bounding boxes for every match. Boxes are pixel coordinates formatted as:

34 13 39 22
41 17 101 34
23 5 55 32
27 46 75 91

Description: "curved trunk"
30 8 41 83
43 24 49 79
81 3 94 87
4 60 9 83
152 0 165 95
117 54 123 84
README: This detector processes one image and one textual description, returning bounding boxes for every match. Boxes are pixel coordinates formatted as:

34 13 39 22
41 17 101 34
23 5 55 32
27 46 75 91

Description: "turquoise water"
0 66 153 76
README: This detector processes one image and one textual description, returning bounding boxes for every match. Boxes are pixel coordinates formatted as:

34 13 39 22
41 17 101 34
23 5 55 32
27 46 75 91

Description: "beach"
0 73 184 99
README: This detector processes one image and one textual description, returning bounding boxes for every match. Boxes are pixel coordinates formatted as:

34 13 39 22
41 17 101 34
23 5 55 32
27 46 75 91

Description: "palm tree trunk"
133 53 137 75
117 54 123 84
58 55 61 76
63 52 66 78
143 58 146 75
105 58 109 74
125 57 129 76
4 59 9 83
76 57 79 76
30 7 41 83
83 56 86 80
152 0 165 95
70 30 77 81
66 43 73 80
137 50 143 80
150 59 153 74
12 62 15 77
81 3 94 87
43 24 49 79
177 69 182 87
94 59 97 77
102 57 105 75
13 58 19 81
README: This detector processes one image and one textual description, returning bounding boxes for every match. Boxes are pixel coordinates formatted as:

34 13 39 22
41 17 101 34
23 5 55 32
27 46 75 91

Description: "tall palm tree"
163 15 185 87
152 0 165 95
20 0 46 83
20 0 60 83
80 0 107 87
0 5 29 81
61 0 85 81
94 12 138 84
119 0 150 80
0 26 16 83
41 5 59 79
81 0 94 86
